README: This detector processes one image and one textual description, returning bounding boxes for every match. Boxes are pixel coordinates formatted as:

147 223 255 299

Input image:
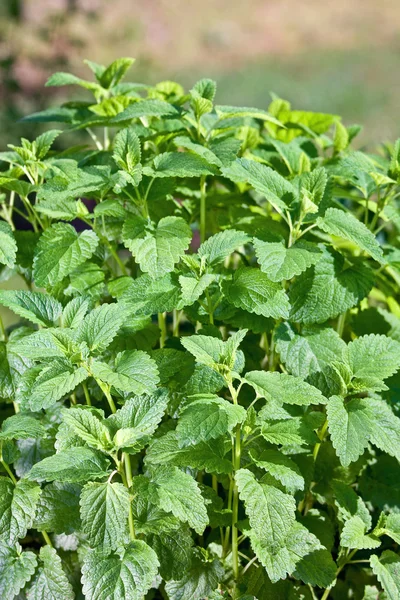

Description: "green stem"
124 454 136 540
228 380 242 589
82 381 92 406
313 419 329 462
172 309 181 337
158 312 167 348
336 311 346 337
42 531 53 547
321 549 357 600
108 244 128 276
1 460 17 484
97 381 117 414
200 175 207 243
0 314 7 341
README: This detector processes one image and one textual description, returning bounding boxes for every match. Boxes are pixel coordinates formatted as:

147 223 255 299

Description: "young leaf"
150 466 208 534
254 239 321 282
340 515 380 550
244 371 327 406
0 290 62 327
0 221 17 268
81 541 159 600
289 247 373 324
370 551 400 599
317 207 385 264
235 468 296 552
347 334 400 391
27 447 110 483
27 546 74 600
251 449 305 493
61 407 112 451
176 395 246 447
122 216 192 278
113 127 141 171
78 303 125 354
165 554 224 600
144 151 217 178
222 267 290 319
33 223 98 287
91 349 160 395
0 414 45 440
121 273 181 315
80 482 130 551
327 395 371 467
0 544 37 600
198 229 250 267
0 478 41 544
28 359 88 411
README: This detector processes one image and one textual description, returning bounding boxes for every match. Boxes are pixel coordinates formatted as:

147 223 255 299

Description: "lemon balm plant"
0 57 400 599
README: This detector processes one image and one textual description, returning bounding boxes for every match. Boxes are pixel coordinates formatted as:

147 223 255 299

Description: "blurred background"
0 0 399 147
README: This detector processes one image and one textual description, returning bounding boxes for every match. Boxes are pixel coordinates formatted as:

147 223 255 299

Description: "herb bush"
0 57 400 600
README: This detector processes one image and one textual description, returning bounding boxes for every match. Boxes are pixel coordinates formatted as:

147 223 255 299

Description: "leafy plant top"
0 57 400 599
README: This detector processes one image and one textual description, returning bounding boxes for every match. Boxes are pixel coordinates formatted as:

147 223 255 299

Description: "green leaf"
340 515 381 549
198 229 250 267
327 395 371 467
221 158 296 211
121 273 181 315
260 416 319 447
122 216 192 278
244 371 327 406
145 431 232 474
99 57 134 88
28 546 74 600
144 151 217 178
150 466 208 534
347 334 400 392
61 407 112 450
179 273 216 306
33 482 81 534
165 554 223 600
0 544 37 600
370 551 400 600
81 541 159 600
222 267 290 319
0 221 17 268
92 349 160 395
78 303 125 354
33 223 98 287
236 468 296 552
0 414 45 440
0 478 41 544
28 359 88 411
149 526 193 581
317 207 385 263
27 447 110 483
180 334 224 369
366 398 400 461
107 389 168 453
0 290 62 327
62 296 89 329
112 98 178 122
176 395 246 447
250 521 334 585
254 239 321 282
215 105 283 126
113 127 141 172
80 482 130 551
250 449 305 493
174 136 222 167
289 247 373 324
382 514 400 545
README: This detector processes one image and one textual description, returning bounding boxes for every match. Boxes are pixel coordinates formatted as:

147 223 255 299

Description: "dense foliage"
0 57 400 599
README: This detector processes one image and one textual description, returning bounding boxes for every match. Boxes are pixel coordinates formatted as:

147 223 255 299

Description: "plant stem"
172 309 181 337
336 311 346 337
158 312 167 348
82 381 92 406
1 460 17 484
228 380 242 589
124 454 136 540
42 531 53 547
200 175 207 243
321 549 357 600
97 381 117 414
108 244 128 276
313 419 329 462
